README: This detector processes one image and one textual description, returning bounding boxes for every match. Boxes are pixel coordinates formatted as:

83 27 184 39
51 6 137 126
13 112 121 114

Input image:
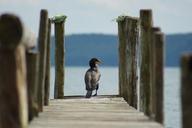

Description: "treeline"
50 33 192 67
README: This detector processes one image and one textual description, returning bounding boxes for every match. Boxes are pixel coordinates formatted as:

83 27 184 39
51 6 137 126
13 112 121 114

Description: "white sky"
0 0 192 35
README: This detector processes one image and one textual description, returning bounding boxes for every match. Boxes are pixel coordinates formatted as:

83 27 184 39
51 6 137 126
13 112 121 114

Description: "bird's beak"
96 60 102 64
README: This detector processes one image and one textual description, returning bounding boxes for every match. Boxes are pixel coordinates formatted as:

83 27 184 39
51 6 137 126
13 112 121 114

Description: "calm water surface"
50 67 181 128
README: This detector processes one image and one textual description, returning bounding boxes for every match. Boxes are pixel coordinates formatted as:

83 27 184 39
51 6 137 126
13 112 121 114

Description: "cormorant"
84 58 101 98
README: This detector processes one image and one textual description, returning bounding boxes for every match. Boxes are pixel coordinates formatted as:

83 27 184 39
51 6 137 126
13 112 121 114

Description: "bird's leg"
93 90 97 96
93 84 99 96
85 90 92 98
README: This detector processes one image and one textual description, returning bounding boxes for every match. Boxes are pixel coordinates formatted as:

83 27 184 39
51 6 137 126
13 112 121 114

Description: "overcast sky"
0 0 191 35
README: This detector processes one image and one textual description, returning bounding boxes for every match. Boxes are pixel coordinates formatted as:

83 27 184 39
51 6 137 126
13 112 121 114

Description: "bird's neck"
90 66 98 71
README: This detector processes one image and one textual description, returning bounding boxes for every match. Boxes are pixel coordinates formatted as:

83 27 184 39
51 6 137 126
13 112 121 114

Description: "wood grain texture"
124 17 139 108
37 9 48 112
54 21 65 99
0 46 28 128
150 27 161 119
181 54 192 128
154 32 164 124
139 9 153 115
26 51 39 121
29 97 163 128
44 18 51 105
118 19 127 97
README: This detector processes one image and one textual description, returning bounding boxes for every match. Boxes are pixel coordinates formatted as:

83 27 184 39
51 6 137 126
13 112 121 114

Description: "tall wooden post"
52 15 67 99
125 17 139 108
44 18 51 105
154 32 164 124
117 16 139 108
181 54 192 128
139 9 153 115
37 9 48 111
0 14 28 128
26 51 39 121
151 27 161 118
117 16 127 98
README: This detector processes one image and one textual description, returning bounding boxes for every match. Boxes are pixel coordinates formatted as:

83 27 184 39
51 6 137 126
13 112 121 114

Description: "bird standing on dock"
84 58 101 98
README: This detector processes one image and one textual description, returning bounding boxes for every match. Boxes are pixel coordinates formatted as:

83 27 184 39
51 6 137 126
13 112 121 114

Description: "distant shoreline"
50 33 192 67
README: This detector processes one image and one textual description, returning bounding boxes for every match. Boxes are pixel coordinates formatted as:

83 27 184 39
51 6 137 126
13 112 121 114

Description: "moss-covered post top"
116 15 139 22
50 15 67 23
116 15 127 22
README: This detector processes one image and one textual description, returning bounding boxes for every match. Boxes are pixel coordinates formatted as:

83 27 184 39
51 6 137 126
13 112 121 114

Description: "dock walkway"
29 96 163 128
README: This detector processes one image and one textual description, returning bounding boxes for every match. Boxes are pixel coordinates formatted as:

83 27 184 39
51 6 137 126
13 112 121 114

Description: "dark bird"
84 58 101 98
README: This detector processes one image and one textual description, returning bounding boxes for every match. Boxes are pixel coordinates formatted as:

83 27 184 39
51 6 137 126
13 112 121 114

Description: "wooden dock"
0 9 167 128
4 9 192 128
29 96 163 128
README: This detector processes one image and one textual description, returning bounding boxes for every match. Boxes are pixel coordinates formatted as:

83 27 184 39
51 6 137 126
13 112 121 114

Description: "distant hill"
166 33 192 66
50 33 192 67
50 34 118 67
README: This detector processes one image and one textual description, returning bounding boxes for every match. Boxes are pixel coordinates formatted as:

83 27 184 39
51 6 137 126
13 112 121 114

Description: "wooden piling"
37 9 48 111
181 54 192 128
154 32 164 124
117 16 139 108
117 16 127 99
151 27 161 118
26 51 39 121
53 16 66 99
139 9 153 115
125 17 139 108
44 18 51 105
0 14 28 128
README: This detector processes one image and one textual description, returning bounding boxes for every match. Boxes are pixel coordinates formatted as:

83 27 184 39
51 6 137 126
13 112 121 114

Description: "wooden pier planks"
29 97 163 128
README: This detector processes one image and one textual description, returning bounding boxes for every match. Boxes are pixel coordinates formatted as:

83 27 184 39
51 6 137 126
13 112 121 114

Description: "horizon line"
50 32 192 36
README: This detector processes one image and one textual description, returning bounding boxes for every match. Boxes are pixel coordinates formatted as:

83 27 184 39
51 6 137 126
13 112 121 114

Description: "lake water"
50 67 181 128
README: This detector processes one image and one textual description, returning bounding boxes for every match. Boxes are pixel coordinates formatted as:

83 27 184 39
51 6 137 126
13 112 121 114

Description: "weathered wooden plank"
37 113 149 122
63 95 119 99
43 109 142 113
29 97 163 128
30 121 163 128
